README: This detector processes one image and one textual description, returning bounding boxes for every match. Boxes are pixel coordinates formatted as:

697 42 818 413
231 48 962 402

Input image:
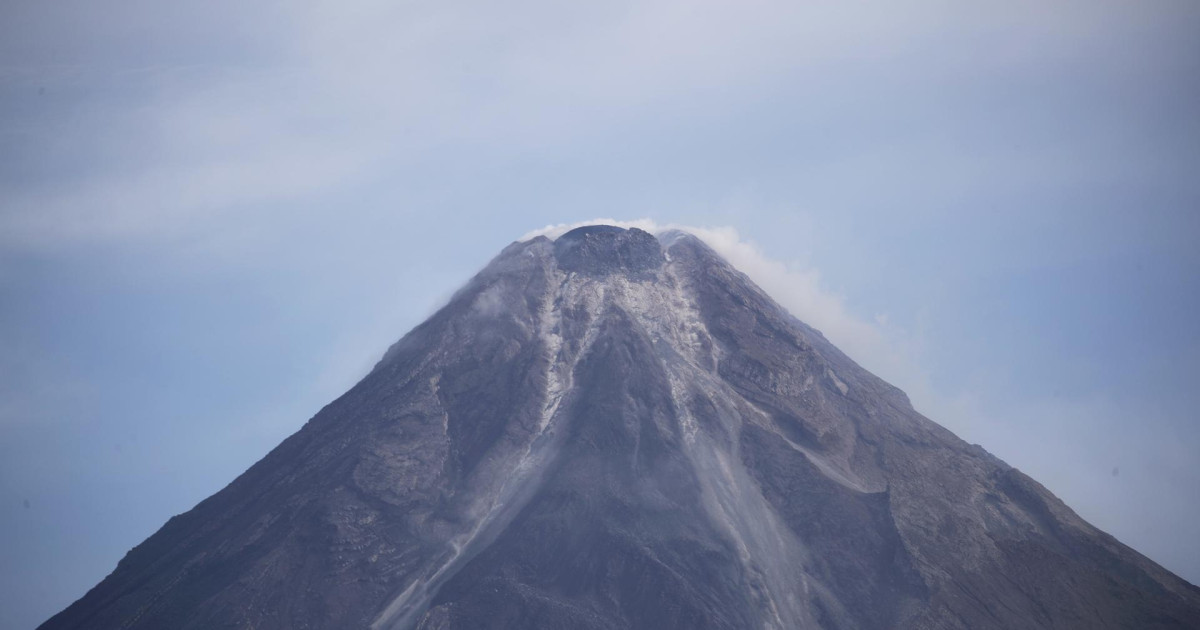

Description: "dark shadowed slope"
40 226 1200 629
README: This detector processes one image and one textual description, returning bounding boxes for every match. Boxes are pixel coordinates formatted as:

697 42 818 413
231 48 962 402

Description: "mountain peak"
39 226 1200 630
552 224 664 276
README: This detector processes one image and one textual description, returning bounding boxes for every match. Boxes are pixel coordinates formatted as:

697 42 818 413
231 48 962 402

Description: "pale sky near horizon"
2 1 1199 628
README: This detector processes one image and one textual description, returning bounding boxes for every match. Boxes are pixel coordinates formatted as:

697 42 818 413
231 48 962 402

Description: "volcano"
40 226 1200 629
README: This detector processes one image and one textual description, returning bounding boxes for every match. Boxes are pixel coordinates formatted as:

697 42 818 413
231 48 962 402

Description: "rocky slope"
40 225 1200 629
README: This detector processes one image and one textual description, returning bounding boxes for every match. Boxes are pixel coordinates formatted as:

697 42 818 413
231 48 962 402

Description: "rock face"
40 226 1200 629
553 225 664 276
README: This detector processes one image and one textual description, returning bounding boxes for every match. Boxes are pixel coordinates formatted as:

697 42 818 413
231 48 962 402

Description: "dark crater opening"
553 225 665 276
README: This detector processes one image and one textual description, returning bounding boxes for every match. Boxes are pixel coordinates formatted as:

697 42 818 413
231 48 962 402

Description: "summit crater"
552 225 665 276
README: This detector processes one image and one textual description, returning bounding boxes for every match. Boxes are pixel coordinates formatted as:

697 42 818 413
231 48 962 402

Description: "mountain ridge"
40 226 1200 629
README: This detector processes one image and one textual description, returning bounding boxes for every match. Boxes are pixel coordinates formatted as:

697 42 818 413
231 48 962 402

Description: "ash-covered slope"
41 226 1200 630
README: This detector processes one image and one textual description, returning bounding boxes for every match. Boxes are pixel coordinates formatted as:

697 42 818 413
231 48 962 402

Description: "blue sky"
2 1 1199 627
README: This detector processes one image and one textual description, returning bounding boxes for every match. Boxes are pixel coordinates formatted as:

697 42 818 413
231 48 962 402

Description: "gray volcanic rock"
552 225 664 276
39 226 1200 630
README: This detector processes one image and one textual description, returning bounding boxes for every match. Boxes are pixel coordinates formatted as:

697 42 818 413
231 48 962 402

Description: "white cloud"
5 0 1189 255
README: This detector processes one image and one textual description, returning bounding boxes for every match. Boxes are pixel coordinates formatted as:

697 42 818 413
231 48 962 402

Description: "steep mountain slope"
40 225 1200 629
